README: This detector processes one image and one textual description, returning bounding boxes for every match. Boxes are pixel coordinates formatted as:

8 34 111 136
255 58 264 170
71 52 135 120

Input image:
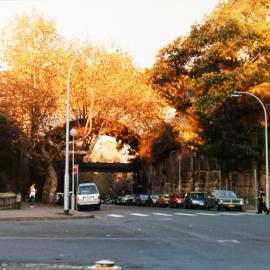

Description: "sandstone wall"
142 151 262 199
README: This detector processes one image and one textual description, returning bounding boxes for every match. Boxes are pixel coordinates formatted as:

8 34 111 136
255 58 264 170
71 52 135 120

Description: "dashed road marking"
219 213 245 216
173 213 196 216
217 239 240 243
152 213 173 217
130 213 149 217
196 213 219 216
107 214 125 218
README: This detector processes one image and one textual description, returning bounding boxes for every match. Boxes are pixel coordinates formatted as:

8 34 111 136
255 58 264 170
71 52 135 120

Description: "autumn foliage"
0 12 168 201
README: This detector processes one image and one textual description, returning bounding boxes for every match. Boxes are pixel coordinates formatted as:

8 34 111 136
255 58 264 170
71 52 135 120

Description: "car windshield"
78 185 97 195
217 191 237 198
190 193 204 200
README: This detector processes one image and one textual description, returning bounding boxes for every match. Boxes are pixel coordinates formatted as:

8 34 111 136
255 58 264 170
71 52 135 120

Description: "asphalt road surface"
0 204 269 270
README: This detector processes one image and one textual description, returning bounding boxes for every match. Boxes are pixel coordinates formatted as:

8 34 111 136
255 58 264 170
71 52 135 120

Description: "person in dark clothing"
257 188 269 214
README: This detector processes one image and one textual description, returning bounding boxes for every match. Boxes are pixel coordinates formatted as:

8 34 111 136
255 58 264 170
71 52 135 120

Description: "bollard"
16 193 22 209
89 260 122 269
16 193 22 203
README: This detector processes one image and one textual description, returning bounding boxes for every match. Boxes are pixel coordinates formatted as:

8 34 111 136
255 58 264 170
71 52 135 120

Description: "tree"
67 44 168 163
69 45 166 137
151 0 270 111
0 12 68 202
0 12 67 137
0 114 22 192
197 99 264 172
138 124 180 162
0 13 168 203
150 0 270 171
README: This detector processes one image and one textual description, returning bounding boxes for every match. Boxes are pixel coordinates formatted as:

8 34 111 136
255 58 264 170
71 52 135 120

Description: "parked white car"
150 195 159 206
77 183 101 211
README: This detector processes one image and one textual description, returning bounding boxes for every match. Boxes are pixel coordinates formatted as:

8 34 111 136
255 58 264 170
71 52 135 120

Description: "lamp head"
70 128 77 137
231 92 241 98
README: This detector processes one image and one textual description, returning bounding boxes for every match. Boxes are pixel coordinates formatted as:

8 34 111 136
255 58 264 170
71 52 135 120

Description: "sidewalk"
0 202 95 222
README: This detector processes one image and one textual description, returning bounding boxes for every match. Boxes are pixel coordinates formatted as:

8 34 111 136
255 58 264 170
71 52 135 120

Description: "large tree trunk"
19 142 31 193
42 159 58 204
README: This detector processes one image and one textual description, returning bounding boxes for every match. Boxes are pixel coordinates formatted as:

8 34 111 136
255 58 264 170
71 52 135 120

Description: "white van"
77 183 101 211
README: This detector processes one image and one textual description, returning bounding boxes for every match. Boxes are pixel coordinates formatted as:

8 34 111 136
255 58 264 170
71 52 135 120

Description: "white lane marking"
130 213 149 217
196 213 219 216
173 213 196 216
217 240 240 243
107 214 125 218
218 213 245 216
152 213 173 217
0 236 154 241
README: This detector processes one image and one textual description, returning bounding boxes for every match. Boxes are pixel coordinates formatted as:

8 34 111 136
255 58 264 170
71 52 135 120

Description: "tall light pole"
177 152 182 195
231 91 269 208
64 51 88 215
70 128 77 211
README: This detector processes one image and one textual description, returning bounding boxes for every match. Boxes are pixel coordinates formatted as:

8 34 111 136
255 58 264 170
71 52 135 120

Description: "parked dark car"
113 196 124 205
212 190 244 211
183 192 215 210
169 194 185 208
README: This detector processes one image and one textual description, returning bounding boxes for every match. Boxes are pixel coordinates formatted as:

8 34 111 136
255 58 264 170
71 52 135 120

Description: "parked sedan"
113 196 124 205
150 195 159 207
156 194 170 207
169 194 185 208
123 194 136 205
135 194 150 206
212 190 244 211
183 192 214 210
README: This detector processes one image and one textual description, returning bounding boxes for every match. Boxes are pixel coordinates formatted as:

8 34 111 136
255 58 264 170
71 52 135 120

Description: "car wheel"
95 204 100 211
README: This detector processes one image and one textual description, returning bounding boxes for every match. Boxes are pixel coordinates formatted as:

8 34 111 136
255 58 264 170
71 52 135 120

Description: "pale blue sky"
0 0 220 68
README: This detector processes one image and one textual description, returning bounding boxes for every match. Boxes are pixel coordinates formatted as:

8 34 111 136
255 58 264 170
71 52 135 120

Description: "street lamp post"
70 128 77 211
177 152 182 195
231 91 269 208
64 51 88 215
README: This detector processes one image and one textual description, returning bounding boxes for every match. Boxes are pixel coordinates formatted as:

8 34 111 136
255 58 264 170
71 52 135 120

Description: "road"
0 204 269 270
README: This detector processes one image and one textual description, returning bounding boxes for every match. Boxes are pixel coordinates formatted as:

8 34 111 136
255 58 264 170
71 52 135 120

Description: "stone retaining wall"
142 151 261 199
0 194 21 210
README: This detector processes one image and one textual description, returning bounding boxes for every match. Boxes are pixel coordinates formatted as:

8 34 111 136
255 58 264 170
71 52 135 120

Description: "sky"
0 0 220 68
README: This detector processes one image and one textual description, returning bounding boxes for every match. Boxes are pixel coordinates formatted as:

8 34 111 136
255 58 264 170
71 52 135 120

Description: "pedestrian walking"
257 188 269 215
29 183 37 208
